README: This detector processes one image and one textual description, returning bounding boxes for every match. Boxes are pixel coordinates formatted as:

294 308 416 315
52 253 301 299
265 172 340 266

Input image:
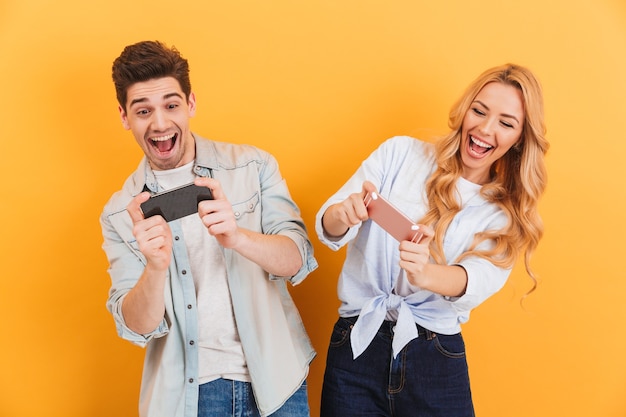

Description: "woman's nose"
478 117 495 135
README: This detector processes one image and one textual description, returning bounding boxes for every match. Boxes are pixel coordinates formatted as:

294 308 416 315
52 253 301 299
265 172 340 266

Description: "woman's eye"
500 121 514 128
472 108 485 116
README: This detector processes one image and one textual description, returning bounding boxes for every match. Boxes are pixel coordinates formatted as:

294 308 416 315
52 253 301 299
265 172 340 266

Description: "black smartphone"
140 183 214 222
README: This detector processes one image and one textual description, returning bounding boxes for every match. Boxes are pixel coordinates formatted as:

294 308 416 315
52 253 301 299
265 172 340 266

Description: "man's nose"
152 109 169 130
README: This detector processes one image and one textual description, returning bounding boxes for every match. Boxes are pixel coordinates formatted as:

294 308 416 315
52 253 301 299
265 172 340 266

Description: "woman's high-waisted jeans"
321 316 475 417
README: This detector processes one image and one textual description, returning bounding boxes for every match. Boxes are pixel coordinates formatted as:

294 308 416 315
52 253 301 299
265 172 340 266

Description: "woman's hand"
399 224 434 287
400 225 468 297
322 181 377 237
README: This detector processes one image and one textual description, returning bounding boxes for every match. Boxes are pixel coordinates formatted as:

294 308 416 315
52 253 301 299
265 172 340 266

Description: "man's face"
120 77 196 171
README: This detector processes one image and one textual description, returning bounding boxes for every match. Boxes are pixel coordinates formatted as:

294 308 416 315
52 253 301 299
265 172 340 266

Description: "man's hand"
194 177 303 277
120 192 173 335
127 192 172 272
195 177 241 249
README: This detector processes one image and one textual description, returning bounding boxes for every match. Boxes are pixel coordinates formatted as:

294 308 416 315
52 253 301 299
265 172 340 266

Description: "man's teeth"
151 134 175 142
470 136 493 149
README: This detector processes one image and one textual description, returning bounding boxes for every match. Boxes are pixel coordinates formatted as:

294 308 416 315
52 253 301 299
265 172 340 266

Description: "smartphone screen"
364 191 422 243
140 183 214 222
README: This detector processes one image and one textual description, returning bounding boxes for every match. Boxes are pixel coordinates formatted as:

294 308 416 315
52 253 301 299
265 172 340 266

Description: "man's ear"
119 105 130 130
188 92 197 117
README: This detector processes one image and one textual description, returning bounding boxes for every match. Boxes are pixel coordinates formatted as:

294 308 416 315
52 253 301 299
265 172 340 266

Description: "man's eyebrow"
128 92 184 108
473 100 520 124
164 92 184 100
129 97 147 108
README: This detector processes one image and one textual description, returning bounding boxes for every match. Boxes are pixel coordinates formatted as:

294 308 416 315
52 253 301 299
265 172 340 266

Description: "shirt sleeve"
443 210 513 312
446 257 512 312
315 137 406 250
101 207 170 347
256 151 318 285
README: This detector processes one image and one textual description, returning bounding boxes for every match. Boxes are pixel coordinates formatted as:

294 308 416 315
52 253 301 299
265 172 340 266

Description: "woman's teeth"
470 135 493 149
468 135 493 156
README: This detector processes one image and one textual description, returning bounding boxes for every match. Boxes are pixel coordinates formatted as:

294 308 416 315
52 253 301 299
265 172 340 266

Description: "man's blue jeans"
198 378 310 417
321 316 475 417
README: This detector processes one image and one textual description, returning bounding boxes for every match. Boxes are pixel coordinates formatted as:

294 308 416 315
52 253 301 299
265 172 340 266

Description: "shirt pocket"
232 192 260 225
442 215 475 261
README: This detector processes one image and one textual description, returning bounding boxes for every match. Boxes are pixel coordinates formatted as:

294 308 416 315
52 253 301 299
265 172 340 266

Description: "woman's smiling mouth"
469 135 493 156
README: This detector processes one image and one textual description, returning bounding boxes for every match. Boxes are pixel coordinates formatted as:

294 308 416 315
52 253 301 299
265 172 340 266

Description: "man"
100 40 318 417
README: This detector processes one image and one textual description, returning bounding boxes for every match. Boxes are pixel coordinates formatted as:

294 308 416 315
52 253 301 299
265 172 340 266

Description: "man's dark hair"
112 40 191 110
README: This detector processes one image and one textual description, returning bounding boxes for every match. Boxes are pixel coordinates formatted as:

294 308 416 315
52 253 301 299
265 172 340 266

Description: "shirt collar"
131 134 217 194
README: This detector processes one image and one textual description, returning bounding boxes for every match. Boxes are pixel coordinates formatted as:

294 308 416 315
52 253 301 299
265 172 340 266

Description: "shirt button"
189 340 195 346
182 270 187 275
234 211 240 218
175 236 180 241
189 378 194 384
187 304 192 309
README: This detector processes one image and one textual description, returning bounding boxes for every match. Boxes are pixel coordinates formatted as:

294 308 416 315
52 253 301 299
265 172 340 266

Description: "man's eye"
137 109 150 116
167 103 178 109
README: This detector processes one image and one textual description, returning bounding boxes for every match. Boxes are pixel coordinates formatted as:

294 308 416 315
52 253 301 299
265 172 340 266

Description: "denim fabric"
198 379 310 417
321 317 475 417
102 134 317 417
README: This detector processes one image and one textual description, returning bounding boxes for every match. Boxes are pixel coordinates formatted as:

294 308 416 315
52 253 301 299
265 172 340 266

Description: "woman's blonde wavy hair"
419 63 549 294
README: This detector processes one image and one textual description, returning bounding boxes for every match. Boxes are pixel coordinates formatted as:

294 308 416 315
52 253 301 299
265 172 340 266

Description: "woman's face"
459 82 525 184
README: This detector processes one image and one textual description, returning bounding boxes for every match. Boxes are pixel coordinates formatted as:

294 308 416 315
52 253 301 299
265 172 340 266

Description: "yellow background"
1 1 625 416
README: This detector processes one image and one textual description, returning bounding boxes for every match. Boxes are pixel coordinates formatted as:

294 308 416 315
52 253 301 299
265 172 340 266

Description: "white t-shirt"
154 162 249 384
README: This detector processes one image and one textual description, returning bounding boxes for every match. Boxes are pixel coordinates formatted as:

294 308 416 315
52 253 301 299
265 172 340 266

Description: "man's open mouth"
150 133 177 153
469 135 493 155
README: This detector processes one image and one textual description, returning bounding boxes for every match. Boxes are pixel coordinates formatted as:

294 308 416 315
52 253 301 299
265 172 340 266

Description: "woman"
315 63 549 417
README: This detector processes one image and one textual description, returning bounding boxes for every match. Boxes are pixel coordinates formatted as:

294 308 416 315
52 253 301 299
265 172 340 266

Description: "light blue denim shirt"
315 136 511 359
101 135 318 417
